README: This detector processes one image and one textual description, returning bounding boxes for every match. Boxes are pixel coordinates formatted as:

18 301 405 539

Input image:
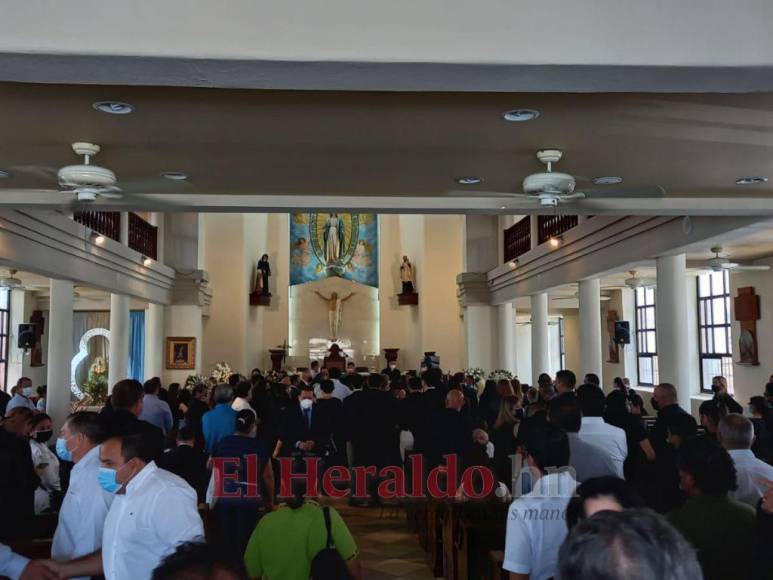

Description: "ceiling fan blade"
444 189 533 199
730 264 771 271
8 165 59 181
117 178 193 195
581 185 666 199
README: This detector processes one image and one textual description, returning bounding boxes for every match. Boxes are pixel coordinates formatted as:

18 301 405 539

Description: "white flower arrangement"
210 362 233 385
184 374 208 389
464 368 486 382
488 369 515 381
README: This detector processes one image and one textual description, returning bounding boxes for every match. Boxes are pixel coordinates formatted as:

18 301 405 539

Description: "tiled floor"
327 501 435 579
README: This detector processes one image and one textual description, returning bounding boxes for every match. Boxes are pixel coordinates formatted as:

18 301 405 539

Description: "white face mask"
299 398 313 411
22 387 33 397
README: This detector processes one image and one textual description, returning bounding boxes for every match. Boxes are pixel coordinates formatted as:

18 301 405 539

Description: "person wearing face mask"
28 413 60 513
48 428 204 580
210 410 274 563
279 386 327 459
710 375 743 415
381 360 401 382
5 377 37 413
51 412 112 579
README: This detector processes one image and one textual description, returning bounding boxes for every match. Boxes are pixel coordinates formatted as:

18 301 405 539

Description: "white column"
46 280 74 431
529 216 539 250
497 302 516 373
119 212 129 245
531 292 549 386
108 293 131 391
579 278 603 385
656 254 691 406
464 304 496 371
144 303 164 381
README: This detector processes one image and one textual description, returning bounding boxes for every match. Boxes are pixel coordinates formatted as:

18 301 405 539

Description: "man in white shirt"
5 377 37 414
504 423 578 580
720 413 773 508
575 384 627 479
50 428 204 580
52 412 113 579
314 367 352 400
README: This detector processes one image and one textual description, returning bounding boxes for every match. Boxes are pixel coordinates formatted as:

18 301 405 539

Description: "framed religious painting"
166 337 196 370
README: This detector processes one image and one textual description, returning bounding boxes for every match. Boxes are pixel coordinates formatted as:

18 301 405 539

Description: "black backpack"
309 506 352 579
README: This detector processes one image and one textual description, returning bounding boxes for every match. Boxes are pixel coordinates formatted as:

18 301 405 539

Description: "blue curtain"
128 310 145 382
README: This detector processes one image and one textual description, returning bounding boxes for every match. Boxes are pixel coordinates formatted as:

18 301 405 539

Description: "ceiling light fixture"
0 170 9 179
92 101 135 115
455 176 482 185
593 176 623 185
508 260 518 270
502 109 540 122
161 171 188 181
90 231 105 245
548 235 562 248
142 256 152 267
735 176 768 185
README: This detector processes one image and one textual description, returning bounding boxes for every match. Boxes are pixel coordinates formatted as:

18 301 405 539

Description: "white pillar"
656 254 691 406
531 293 549 386
119 212 129 245
578 278 603 385
464 304 497 371
497 302 516 373
46 280 74 432
144 303 164 381
529 216 539 250
108 293 130 391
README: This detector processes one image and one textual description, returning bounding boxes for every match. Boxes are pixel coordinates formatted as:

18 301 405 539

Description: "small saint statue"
400 255 415 294
314 290 355 340
256 254 271 296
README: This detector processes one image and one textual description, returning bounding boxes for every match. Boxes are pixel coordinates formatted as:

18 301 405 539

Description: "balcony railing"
74 211 158 260
128 213 158 260
504 216 531 262
538 214 578 245
73 211 121 242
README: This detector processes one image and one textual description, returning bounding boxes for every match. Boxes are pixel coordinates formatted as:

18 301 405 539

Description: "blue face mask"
55 437 73 462
98 467 123 494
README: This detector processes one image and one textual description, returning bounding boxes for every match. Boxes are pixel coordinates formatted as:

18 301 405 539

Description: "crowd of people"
1 365 772 579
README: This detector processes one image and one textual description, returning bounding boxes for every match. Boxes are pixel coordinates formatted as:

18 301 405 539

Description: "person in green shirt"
667 437 756 580
243 480 362 580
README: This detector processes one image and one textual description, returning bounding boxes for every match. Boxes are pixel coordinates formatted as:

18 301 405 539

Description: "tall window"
635 287 658 386
558 317 566 370
697 271 733 393
0 289 9 392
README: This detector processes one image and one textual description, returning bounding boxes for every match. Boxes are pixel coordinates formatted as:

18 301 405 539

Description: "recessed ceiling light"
0 170 9 179
92 101 135 115
548 235 562 248
502 109 540 122
735 176 768 185
455 176 482 185
142 256 153 267
90 231 105 245
161 171 188 181
593 176 623 186
499 206 507 210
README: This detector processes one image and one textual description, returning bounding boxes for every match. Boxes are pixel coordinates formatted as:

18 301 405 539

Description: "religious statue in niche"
398 255 419 305
255 254 272 296
314 290 355 340
734 286 760 365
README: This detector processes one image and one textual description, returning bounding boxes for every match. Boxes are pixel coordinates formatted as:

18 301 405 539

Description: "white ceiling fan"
447 149 665 207
603 270 657 290
703 246 771 273
10 142 187 208
552 287 613 302
0 269 27 289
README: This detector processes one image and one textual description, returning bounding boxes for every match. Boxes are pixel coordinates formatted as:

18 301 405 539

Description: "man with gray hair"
719 413 773 508
201 384 235 454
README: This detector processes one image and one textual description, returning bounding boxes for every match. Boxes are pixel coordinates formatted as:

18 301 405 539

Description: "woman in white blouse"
231 381 256 415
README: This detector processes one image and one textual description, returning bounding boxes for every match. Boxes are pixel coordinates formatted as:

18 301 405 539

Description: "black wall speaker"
18 324 36 349
614 321 631 345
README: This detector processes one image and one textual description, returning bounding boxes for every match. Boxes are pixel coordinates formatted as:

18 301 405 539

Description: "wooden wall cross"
734 286 760 366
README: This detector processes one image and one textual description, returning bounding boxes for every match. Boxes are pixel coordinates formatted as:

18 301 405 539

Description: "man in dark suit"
279 386 331 458
0 408 38 540
100 379 165 461
424 389 473 470
421 370 446 414
185 384 210 449
157 425 210 503
398 376 427 458
651 382 690 451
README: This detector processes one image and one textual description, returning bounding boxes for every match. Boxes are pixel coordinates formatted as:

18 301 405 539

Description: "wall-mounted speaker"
614 321 631 345
18 324 36 349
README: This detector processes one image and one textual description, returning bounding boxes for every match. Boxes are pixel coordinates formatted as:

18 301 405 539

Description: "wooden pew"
454 518 506 580
488 550 505 580
426 500 445 577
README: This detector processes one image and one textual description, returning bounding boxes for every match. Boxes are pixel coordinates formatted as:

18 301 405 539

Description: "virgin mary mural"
290 213 378 287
